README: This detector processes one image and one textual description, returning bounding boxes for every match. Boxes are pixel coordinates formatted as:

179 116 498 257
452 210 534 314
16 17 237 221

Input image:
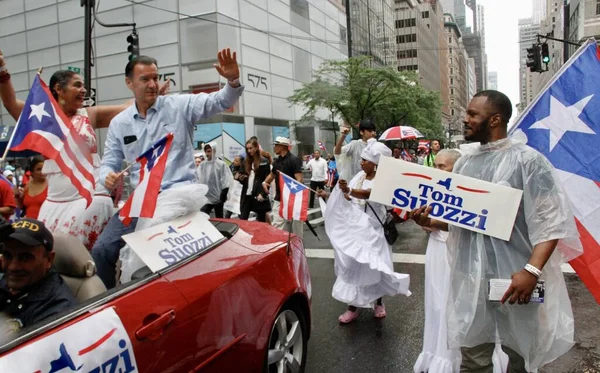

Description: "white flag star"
28 102 51 123
289 182 299 190
530 95 596 151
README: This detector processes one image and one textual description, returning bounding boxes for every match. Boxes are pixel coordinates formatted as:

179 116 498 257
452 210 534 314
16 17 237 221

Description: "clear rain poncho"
195 142 233 204
446 137 583 372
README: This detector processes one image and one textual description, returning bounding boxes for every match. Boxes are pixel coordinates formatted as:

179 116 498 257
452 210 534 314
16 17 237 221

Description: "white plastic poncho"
119 183 209 283
414 229 509 373
195 142 233 204
446 137 583 372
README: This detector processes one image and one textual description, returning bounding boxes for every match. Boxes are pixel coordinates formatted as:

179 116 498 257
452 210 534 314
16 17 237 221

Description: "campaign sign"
123 212 225 272
0 308 138 373
370 157 523 240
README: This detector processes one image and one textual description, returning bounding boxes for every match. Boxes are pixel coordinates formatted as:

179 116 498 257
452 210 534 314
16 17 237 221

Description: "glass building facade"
347 0 396 65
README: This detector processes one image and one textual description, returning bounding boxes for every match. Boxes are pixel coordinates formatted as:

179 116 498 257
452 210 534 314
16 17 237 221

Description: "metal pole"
345 0 352 57
82 0 94 94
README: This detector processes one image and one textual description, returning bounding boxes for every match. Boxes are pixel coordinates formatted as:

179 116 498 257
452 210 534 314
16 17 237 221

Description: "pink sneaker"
374 304 386 318
338 309 359 324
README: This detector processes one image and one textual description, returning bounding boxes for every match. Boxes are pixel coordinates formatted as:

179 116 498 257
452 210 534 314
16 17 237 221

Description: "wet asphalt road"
302 222 600 373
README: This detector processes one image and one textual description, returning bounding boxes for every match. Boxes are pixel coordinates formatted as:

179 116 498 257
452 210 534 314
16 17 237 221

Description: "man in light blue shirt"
92 49 243 288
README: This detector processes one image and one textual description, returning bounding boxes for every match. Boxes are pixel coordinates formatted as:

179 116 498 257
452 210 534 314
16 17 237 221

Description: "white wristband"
347 188 353 195
524 263 542 278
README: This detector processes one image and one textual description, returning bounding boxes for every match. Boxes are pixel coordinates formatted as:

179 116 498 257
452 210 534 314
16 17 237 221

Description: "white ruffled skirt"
322 187 411 308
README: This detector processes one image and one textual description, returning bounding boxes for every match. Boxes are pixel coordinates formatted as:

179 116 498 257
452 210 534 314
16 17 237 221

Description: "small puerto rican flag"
119 133 174 225
279 172 309 222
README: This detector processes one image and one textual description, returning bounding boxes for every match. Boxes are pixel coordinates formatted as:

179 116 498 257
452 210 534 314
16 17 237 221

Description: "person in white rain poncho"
196 142 233 218
414 149 508 373
318 138 411 324
411 91 582 373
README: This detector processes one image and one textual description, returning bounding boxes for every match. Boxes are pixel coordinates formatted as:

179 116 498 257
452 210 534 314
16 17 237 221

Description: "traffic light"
541 42 550 65
526 44 542 73
127 31 139 62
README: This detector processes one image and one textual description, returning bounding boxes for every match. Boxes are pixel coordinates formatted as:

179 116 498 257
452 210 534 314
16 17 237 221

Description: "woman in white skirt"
413 149 508 373
0 65 168 249
318 139 411 324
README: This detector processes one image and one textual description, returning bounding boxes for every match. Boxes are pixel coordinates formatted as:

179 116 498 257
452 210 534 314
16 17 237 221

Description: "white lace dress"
38 108 113 250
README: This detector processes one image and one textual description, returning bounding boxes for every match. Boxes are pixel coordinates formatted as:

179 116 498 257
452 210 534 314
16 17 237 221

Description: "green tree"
288 56 444 138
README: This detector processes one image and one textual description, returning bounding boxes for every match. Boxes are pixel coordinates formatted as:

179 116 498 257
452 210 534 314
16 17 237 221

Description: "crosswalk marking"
305 249 576 274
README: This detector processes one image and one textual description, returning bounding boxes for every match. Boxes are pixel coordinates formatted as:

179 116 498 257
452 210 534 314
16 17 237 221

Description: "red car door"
103 277 193 373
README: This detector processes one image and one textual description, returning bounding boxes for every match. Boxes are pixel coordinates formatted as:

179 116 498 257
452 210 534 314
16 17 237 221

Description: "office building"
347 0 397 65
518 17 540 109
395 0 450 126
0 0 348 159
488 71 498 90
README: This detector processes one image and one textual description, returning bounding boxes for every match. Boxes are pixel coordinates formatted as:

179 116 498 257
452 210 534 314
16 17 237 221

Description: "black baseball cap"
7 218 54 251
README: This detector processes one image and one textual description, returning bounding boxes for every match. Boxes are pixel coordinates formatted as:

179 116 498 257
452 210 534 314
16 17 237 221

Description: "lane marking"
305 249 576 274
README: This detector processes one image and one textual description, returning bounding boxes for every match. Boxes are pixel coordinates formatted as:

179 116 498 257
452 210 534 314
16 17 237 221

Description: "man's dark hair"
430 139 445 150
249 136 258 141
125 56 158 79
474 90 513 125
358 119 376 132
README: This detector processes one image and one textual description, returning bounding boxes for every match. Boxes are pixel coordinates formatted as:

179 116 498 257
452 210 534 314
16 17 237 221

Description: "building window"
597 0 600 15
290 0 310 33
449 36 452 43
451 88 454 95
450 78 454 84
293 47 311 83
451 108 455 116
422 11 429 19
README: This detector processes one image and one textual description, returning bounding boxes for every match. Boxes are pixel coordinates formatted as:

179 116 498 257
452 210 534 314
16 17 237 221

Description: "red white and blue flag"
278 172 309 222
119 133 174 226
510 38 600 303
7 75 95 206
317 140 327 152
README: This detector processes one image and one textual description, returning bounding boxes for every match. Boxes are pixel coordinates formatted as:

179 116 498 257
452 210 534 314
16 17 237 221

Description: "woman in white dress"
413 149 508 373
318 139 411 324
0 57 167 249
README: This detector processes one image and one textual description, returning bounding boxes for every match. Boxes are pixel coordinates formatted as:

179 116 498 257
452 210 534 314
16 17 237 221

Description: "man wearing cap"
262 137 304 239
0 218 75 334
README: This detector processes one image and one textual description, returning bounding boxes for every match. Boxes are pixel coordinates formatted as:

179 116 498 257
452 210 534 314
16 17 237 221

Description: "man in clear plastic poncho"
411 90 582 373
196 142 233 218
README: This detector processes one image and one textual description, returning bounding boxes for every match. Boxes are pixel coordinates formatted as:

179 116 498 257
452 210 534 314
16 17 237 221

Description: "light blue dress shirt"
99 83 244 191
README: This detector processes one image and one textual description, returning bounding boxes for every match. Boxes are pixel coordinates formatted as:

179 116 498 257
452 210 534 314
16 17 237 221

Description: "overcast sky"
476 0 534 115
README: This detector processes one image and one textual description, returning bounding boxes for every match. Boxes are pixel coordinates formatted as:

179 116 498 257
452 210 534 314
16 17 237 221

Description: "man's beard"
465 116 491 143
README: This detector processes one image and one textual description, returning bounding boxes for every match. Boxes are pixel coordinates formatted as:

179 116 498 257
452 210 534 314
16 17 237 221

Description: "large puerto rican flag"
119 133 174 226
510 38 600 303
278 172 309 222
7 75 95 206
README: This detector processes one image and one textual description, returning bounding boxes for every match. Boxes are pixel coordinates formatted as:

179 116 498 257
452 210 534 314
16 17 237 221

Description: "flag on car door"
278 172 309 221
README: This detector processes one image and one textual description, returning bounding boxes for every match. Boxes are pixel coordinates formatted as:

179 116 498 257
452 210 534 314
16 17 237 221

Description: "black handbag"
366 202 399 245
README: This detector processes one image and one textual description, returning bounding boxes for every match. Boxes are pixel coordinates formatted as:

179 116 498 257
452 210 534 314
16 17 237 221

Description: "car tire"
263 302 308 373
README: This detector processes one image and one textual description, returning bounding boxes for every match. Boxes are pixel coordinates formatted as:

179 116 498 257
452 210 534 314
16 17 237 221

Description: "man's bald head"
434 149 461 172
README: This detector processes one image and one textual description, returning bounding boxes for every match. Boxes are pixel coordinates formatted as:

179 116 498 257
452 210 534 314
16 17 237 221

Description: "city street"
302 222 600 373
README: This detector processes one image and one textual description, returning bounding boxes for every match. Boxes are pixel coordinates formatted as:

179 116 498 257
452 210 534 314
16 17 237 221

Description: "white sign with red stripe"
369 157 523 240
0 308 138 373
122 212 225 272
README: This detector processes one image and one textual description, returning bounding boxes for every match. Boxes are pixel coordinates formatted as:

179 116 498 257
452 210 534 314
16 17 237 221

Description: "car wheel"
264 304 308 373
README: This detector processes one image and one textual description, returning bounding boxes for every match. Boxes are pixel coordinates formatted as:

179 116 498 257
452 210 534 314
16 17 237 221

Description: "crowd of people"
0 45 581 373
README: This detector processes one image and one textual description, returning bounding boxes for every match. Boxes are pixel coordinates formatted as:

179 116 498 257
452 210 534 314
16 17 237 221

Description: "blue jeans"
91 212 138 289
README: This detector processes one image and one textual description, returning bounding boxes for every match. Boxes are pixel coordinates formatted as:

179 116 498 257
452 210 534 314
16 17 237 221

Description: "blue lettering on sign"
391 183 488 231
87 339 136 373
159 233 214 266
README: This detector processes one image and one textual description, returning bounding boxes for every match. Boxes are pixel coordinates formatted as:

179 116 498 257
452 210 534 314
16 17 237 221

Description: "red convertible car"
0 219 311 373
